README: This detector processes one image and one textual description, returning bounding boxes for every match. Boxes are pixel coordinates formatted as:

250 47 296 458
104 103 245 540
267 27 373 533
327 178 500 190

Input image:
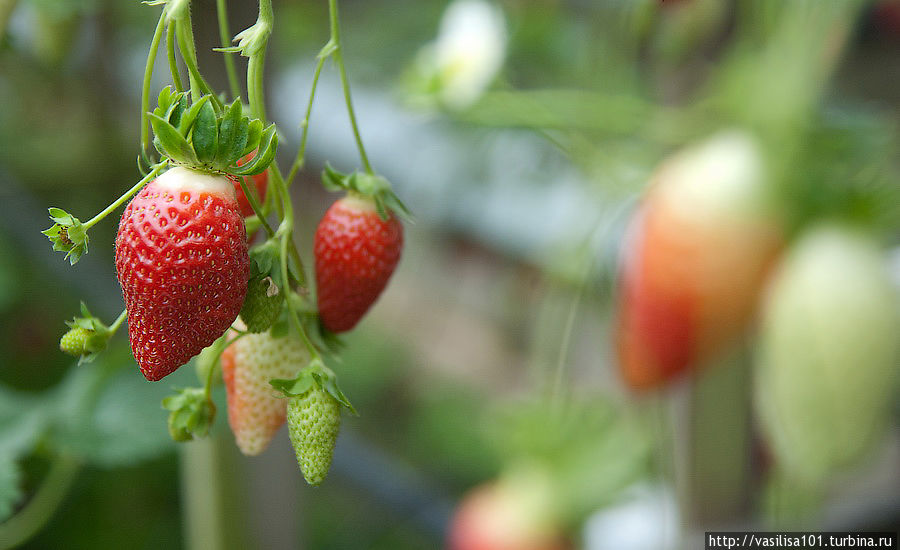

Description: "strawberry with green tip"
58 302 119 364
221 320 309 455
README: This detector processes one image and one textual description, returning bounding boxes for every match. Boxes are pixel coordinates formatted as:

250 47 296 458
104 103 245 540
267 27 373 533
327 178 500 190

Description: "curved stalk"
216 0 242 101
328 0 373 174
286 54 327 187
166 23 184 92
83 164 165 230
141 12 167 157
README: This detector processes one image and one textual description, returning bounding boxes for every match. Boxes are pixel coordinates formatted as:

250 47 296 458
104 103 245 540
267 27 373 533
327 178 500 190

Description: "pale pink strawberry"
221 320 309 455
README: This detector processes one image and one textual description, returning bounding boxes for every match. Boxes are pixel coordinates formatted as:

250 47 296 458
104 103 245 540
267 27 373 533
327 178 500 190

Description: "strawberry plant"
5 0 411 542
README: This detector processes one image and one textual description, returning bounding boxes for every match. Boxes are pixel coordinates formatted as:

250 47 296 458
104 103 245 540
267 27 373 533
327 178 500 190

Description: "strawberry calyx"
42 208 88 265
270 359 357 416
150 86 277 178
321 163 412 222
162 387 217 442
58 302 119 364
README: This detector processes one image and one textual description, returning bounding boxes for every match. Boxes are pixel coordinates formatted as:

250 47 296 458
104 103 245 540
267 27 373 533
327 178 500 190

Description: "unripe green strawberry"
755 224 900 484
287 386 341 486
221 320 309 455
59 327 91 357
239 275 284 333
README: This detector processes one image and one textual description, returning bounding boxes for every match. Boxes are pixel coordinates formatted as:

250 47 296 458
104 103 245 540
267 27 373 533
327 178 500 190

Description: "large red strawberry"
115 166 250 381
221 320 309 455
314 195 403 332
615 132 781 390
232 152 269 218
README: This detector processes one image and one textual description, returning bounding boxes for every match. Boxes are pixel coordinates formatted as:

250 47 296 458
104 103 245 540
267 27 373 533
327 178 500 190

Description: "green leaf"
216 100 248 165
150 114 197 164
192 100 219 164
167 94 190 128
230 124 277 176
51 349 178 467
0 457 22 523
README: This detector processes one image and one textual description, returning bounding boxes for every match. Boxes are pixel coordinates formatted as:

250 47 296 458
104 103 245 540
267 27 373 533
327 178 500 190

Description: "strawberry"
286 385 341 486
221 320 309 455
449 470 566 550
59 327 91 357
314 195 403 332
238 274 284 333
615 132 781 390
115 166 250 381
272 361 355 486
755 224 900 483
233 152 269 218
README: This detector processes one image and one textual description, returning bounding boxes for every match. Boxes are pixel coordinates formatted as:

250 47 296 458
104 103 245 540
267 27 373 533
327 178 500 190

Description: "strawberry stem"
175 12 223 113
166 23 184 93
83 163 166 231
140 11 167 159
216 0 242 102
328 0 374 175
109 308 127 334
285 52 328 187
235 176 275 238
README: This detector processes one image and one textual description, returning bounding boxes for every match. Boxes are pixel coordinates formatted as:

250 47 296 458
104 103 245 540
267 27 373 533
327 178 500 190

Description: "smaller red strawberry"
315 195 403 332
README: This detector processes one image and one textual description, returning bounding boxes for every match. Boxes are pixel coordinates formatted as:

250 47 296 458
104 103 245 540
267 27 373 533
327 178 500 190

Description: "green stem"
235 176 275 238
280 235 321 360
286 54 327 187
176 14 224 113
141 12 167 157
328 0 373 174
167 23 184 93
83 164 165 230
0 455 81 550
109 309 127 334
246 49 267 123
216 0 242 101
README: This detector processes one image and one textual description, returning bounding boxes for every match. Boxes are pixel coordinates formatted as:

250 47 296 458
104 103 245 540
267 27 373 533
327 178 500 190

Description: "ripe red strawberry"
314 195 403 332
115 166 250 381
233 152 269 218
221 320 309 455
615 132 781 390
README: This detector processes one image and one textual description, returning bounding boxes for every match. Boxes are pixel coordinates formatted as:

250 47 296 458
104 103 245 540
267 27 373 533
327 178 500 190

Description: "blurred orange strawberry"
616 132 782 390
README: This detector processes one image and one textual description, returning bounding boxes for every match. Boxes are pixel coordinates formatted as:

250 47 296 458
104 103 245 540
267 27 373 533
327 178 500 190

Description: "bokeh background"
0 0 898 549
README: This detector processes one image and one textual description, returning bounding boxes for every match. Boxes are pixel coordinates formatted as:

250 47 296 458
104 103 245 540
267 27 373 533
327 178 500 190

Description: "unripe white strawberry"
755 224 900 483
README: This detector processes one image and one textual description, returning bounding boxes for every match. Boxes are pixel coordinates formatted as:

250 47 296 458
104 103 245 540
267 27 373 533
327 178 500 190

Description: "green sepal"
230 124 277 176
320 164 413 223
215 99 249 166
162 387 216 442
150 113 197 165
42 207 88 265
242 119 264 157
191 100 219 164
270 359 357 416
177 95 211 136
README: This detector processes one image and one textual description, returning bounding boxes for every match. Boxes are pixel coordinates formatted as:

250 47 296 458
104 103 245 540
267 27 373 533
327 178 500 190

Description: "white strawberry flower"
414 0 507 110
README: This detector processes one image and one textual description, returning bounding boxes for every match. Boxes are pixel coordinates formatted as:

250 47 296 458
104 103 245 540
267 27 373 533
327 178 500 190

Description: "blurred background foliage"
0 0 898 549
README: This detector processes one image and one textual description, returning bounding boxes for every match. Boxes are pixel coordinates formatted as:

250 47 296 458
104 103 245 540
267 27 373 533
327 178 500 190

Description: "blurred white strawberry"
755 224 900 484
